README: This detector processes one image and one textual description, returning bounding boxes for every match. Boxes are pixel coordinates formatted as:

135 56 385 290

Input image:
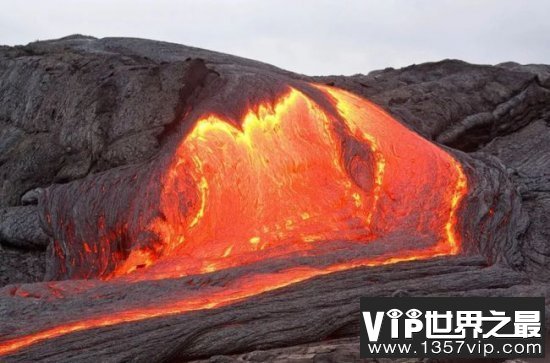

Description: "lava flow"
0 84 467 356
112 84 467 280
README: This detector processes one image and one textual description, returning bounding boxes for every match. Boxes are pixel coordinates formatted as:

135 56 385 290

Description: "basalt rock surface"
0 36 549 362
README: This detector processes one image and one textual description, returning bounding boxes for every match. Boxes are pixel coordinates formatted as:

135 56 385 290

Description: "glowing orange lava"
0 85 467 356
112 85 466 280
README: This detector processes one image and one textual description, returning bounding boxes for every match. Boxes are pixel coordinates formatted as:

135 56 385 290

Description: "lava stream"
0 85 467 357
111 85 466 281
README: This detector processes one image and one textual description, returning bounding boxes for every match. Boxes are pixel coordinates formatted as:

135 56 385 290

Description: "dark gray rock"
0 206 47 285
20 188 43 205
189 337 365 363
0 206 48 248
0 36 207 207
0 245 44 286
481 119 550 280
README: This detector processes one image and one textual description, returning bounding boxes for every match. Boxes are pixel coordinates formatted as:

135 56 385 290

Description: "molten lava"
112 85 466 280
0 84 467 357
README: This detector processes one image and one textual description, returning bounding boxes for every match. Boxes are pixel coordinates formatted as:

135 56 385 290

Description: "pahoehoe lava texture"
0 35 549 362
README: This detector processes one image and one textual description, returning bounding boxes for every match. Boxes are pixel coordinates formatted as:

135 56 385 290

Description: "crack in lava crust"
0 85 467 356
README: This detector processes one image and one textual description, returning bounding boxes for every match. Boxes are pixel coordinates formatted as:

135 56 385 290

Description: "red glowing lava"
0 85 467 357
112 85 466 280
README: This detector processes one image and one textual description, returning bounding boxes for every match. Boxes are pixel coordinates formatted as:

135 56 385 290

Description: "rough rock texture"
189 337 365 363
0 206 48 249
0 35 200 205
189 337 533 363
0 36 549 362
0 245 44 287
1 256 544 362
